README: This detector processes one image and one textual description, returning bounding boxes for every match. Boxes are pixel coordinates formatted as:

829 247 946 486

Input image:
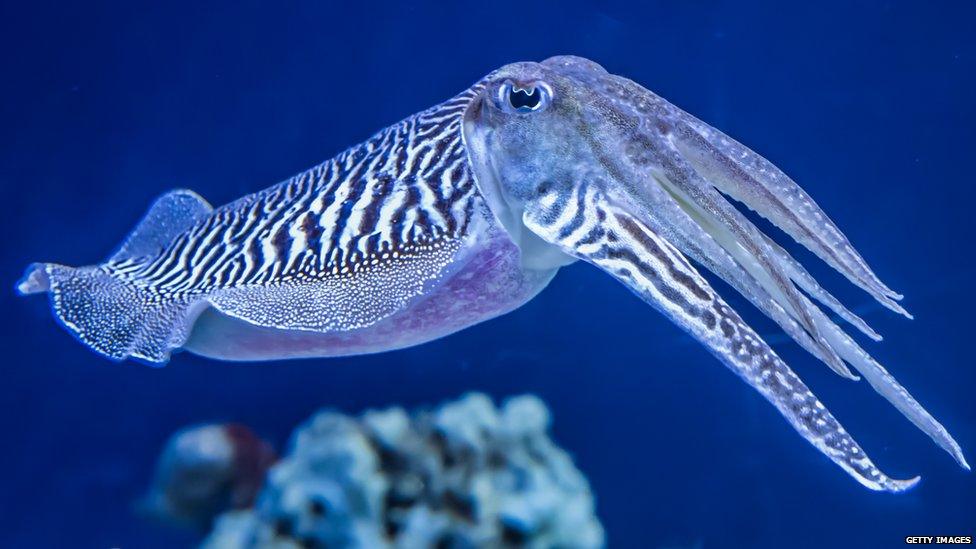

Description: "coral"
201 393 604 548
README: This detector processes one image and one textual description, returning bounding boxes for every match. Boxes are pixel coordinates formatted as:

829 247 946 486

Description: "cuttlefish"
17 56 966 490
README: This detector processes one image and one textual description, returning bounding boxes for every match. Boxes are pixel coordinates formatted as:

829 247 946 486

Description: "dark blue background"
1 1 973 547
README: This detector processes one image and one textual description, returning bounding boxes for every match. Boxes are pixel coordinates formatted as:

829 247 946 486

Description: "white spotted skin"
183 229 557 360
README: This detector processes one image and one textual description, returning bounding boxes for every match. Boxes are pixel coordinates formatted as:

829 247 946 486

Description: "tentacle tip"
941 434 972 471
855 319 884 342
883 298 914 320
874 281 904 301
816 338 859 380
953 450 970 471
883 475 921 493
830 364 859 380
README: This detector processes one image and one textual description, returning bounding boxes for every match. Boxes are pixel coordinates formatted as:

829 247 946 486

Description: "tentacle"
758 232 882 342
601 71 907 316
639 131 857 378
521 184 918 491
671 119 910 317
587 70 968 469
805 301 970 469
464 57 966 481
645 117 965 466
613 168 858 379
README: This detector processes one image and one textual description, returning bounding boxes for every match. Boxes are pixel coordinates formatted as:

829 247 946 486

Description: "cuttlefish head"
462 55 968 491
464 56 650 270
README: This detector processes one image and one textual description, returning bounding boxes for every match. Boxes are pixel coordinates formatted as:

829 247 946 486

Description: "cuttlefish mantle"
17 55 967 491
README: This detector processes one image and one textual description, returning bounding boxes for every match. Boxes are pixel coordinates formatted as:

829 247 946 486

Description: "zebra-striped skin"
116 84 485 299
18 55 966 493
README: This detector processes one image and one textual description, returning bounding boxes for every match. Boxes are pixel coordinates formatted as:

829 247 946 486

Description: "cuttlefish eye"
497 80 552 114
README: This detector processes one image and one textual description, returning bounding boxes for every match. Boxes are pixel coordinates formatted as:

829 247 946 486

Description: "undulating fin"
16 263 205 364
111 189 212 262
16 189 215 364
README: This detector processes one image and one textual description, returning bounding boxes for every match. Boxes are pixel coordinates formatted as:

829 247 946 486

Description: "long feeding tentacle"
665 123 966 467
590 72 965 468
521 183 919 491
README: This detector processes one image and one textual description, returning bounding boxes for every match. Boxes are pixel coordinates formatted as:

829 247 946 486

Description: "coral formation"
201 393 603 548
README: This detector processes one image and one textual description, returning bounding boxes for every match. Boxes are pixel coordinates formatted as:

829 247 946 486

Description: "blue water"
1 1 973 547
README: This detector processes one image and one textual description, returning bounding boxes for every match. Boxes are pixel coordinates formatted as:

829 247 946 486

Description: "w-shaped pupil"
510 87 542 110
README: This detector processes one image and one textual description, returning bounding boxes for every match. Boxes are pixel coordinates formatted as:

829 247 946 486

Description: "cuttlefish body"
18 56 966 490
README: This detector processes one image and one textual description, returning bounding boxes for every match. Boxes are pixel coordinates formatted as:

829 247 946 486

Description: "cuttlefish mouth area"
472 55 967 491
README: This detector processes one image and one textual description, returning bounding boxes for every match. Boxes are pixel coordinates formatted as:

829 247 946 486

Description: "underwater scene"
1 1 974 547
